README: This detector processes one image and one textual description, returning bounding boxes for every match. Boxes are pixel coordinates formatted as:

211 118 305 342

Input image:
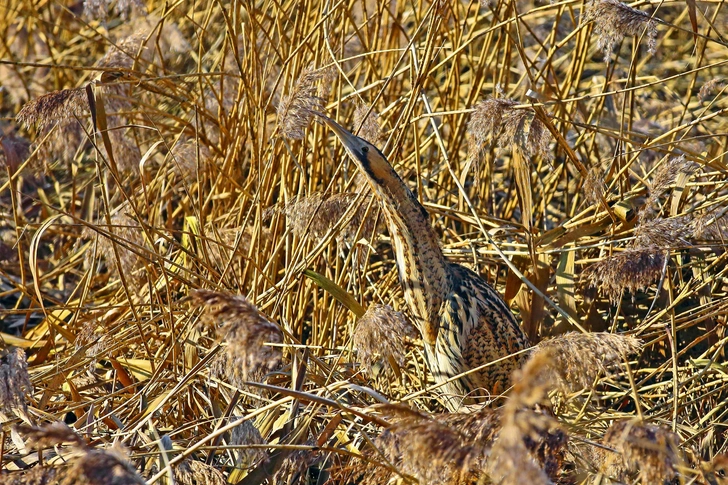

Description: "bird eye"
362 146 369 153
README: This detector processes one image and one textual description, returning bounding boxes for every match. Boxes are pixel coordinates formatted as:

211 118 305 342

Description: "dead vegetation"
1 0 727 483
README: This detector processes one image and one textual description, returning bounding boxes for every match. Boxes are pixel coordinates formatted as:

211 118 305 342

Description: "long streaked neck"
365 165 449 344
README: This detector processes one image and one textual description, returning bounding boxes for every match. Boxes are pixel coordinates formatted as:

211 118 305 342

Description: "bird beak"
317 114 362 155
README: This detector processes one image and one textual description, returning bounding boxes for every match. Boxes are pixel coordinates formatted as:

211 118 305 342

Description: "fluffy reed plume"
536 332 642 390
0 347 32 421
371 410 482 485
98 32 147 72
16 87 89 131
489 351 567 485
83 214 148 287
580 248 666 302
59 446 145 485
5 465 60 485
602 419 681 483
275 191 382 243
354 103 386 146
277 67 335 140
270 441 321 485
353 304 417 374
582 166 605 207
174 460 226 485
15 422 87 450
83 0 144 20
230 419 268 469
0 133 30 172
646 155 697 208
699 78 726 102
634 215 693 248
169 138 211 174
468 97 552 163
490 333 641 483
192 289 283 387
582 0 658 62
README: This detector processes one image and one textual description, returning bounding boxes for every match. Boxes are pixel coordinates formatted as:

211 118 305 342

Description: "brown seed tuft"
174 459 226 485
0 133 31 172
648 155 697 205
15 422 87 450
634 215 693 249
272 439 320 485
5 466 61 484
277 67 334 140
602 419 681 483
276 191 382 244
582 0 658 62
698 78 725 102
193 289 283 387
83 0 145 21
376 412 481 485
354 103 386 146
580 248 666 302
16 88 89 131
83 214 148 287
0 347 32 420
229 419 268 469
582 166 605 207
468 97 552 163
353 304 417 374
535 332 642 391
60 445 145 485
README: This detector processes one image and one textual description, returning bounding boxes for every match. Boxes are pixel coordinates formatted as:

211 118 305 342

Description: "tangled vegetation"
1 0 727 483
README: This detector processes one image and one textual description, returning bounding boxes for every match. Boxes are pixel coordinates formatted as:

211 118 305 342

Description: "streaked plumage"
321 115 530 409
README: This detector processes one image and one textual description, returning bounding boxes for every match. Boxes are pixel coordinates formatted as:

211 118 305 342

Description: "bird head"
318 114 397 189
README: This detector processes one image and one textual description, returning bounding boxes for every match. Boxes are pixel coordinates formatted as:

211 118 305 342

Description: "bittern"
321 115 530 409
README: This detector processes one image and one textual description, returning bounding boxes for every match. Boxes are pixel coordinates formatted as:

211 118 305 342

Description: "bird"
320 114 530 410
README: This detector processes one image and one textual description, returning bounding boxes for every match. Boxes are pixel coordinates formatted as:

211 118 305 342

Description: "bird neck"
368 171 450 345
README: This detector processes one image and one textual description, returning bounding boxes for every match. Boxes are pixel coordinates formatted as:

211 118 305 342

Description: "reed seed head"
0 133 30 173
15 422 87 450
536 332 642 391
174 459 226 485
699 78 726 102
580 248 666 302
17 88 88 131
354 103 386 146
230 419 268 468
193 289 283 387
277 67 334 140
353 304 417 374
582 166 605 207
582 0 658 62
277 191 382 244
468 97 552 162
603 419 681 484
59 446 145 485
0 347 32 420
634 215 693 249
